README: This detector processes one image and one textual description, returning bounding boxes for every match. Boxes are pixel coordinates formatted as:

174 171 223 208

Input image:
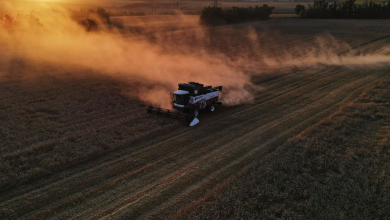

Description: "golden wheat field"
1 0 390 219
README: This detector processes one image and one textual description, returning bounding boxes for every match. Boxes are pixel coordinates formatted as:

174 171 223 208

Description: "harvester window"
175 94 189 105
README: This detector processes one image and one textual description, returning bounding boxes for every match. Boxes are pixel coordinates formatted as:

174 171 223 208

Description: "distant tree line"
296 0 390 19
68 7 110 24
69 7 111 32
0 14 15 28
200 5 275 25
79 18 98 32
110 11 146 16
0 8 112 32
0 14 42 29
96 7 110 24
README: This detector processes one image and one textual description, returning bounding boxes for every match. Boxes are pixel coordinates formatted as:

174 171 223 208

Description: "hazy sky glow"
0 0 109 7
0 0 256 107
2 0 390 108
0 0 111 12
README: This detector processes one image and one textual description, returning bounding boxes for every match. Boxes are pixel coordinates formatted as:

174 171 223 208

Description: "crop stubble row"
1 36 389 219
2 21 390 219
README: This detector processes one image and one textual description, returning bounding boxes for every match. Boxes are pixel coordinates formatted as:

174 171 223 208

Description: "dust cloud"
1 2 390 108
0 2 255 108
242 29 390 73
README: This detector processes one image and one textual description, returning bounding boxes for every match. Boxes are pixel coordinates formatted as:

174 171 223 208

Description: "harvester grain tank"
147 82 222 126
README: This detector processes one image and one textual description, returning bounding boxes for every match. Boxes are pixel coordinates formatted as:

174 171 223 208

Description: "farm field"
22 1 305 15
181 74 390 219
110 1 303 15
1 8 390 220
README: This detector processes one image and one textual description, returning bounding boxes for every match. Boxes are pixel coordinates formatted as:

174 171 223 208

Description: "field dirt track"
1 19 390 219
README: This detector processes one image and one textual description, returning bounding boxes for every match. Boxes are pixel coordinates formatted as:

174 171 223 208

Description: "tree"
295 4 306 18
0 14 15 28
97 7 110 24
79 18 98 32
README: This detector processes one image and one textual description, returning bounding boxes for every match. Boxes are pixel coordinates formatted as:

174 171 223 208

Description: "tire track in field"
90 71 389 220
80 36 390 218
2 30 390 219
17 65 386 220
145 76 388 220
0 65 380 218
1 62 353 217
0 49 338 201
0 120 184 203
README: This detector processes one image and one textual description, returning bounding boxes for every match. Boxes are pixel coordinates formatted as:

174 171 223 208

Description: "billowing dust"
1 2 390 108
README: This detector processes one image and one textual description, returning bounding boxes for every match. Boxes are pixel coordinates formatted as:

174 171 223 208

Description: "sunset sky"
0 0 113 9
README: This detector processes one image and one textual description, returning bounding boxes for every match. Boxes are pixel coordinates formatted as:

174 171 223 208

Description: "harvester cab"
147 82 222 126
172 90 190 108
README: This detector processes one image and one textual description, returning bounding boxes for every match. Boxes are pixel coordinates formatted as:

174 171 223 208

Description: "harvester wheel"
207 104 215 113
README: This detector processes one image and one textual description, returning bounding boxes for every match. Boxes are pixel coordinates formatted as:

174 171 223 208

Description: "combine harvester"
147 82 222 126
